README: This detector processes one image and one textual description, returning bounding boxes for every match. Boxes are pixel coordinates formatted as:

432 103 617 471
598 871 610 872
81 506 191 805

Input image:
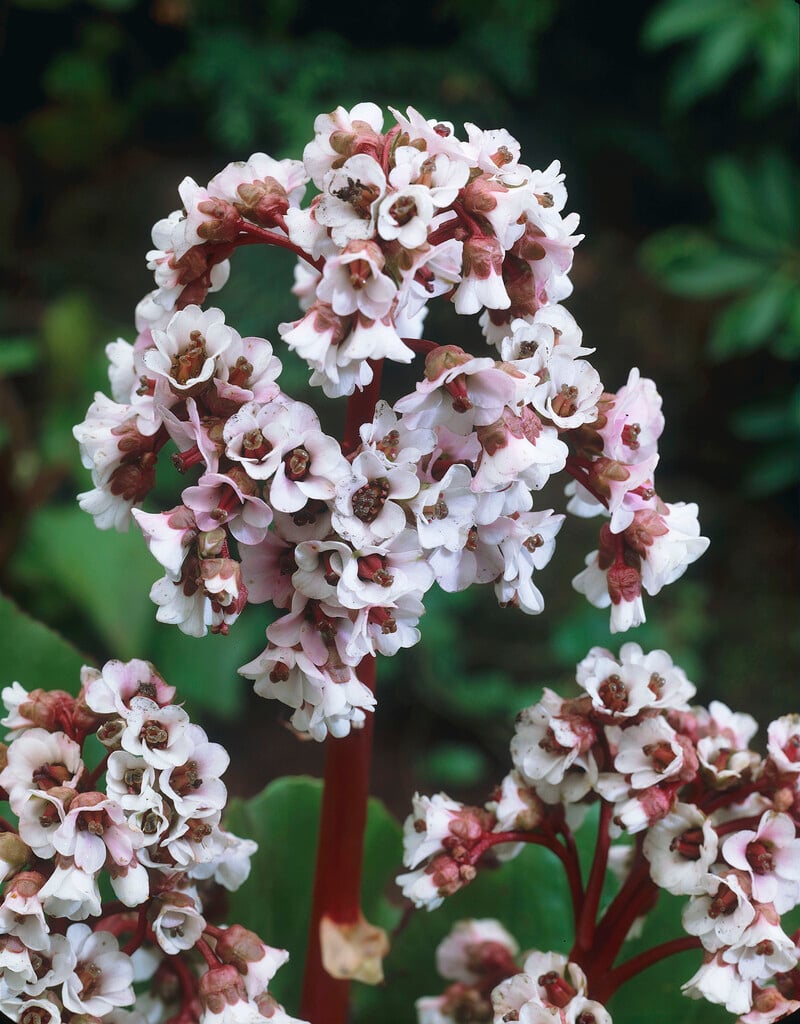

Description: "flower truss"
402 643 800 1023
73 103 708 743
0 660 308 1024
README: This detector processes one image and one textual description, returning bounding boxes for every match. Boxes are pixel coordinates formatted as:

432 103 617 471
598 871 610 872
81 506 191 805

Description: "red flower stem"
236 221 324 272
713 814 762 838
401 337 440 355
700 780 761 815
300 363 385 1024
195 937 221 970
564 454 609 508
167 952 199 1013
593 936 701 1004
592 842 650 947
85 752 109 789
574 800 612 952
122 908 149 956
556 820 585 927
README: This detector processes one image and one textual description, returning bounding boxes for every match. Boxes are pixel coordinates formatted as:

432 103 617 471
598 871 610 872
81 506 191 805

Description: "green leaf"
708 279 795 359
666 15 753 109
225 777 402 1015
420 742 490 787
743 440 800 494
641 0 736 48
11 504 157 658
709 158 785 255
640 228 768 297
0 591 87 691
0 337 40 377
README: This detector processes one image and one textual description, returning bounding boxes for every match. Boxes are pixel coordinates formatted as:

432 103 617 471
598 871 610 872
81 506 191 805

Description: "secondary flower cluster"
0 659 306 1024
398 644 800 1022
74 104 707 740
416 920 612 1024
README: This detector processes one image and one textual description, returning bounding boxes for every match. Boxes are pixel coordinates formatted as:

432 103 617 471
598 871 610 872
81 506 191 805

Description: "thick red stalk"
300 364 384 1024
574 800 612 952
592 936 701 1004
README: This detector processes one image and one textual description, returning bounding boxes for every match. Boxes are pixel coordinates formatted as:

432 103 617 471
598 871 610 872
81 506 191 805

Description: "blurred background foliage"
0 0 797 812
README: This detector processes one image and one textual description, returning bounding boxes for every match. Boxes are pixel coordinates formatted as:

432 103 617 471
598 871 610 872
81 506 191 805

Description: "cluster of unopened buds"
402 643 800 1022
0 659 307 1024
73 102 708 742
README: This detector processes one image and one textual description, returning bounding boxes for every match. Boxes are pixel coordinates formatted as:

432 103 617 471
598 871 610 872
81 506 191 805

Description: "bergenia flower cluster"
0 659 307 1024
73 103 708 742
417 920 613 1024
402 644 800 1022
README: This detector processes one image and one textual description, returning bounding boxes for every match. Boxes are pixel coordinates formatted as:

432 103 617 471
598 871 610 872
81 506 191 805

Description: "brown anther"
745 839 775 875
347 258 372 289
621 423 641 450
523 533 544 552
535 192 554 208
465 526 479 552
357 554 394 587
331 178 380 219
783 734 800 763
518 340 538 358
242 428 272 461
648 672 666 695
170 760 201 795
708 883 738 918
31 763 71 789
284 446 311 480
423 499 449 521
141 810 163 835
491 146 514 168
77 960 103 999
187 819 213 842
269 663 291 684
550 384 579 418
20 1007 55 1024
123 767 145 793
642 741 677 771
227 356 254 388
141 721 169 749
376 429 400 461
171 332 207 386
352 479 390 522
367 607 397 634
598 673 629 713
756 940 775 956
389 195 417 226
576 1014 597 1024
670 827 704 861
537 971 577 1008
413 818 426 833
77 810 105 836
538 727 569 754
433 123 451 137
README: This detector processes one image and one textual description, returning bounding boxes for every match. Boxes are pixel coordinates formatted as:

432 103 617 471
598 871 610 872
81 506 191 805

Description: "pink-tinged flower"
482 509 564 614
0 872 49 950
151 892 205 954
435 919 519 985
105 750 158 813
741 987 800 1023
208 151 308 222
723 912 798 984
336 313 414 367
572 544 646 635
316 153 387 246
0 934 38 995
214 333 283 405
614 716 694 790
489 770 544 834
402 793 470 870
119 697 194 770
411 465 478 553
685 872 757 953
472 408 568 494
453 236 510 316
38 858 102 922
61 922 134 1016
159 724 229 818
0 729 84 815
642 803 718 896
682 953 753 1015
304 102 384 188
132 506 198 577
636 502 709 598
144 305 237 398
722 812 800 912
240 533 297 608
53 792 140 872
599 367 664 465
377 184 436 249
188 830 257 892
767 714 800 775
182 471 272 545
510 690 598 803
215 925 290 1000
317 239 397 321
82 657 176 718
333 449 420 548
348 592 428 660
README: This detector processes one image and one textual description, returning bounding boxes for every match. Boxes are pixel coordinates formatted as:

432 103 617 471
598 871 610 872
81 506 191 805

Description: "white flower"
61 923 134 1016
151 892 205 954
